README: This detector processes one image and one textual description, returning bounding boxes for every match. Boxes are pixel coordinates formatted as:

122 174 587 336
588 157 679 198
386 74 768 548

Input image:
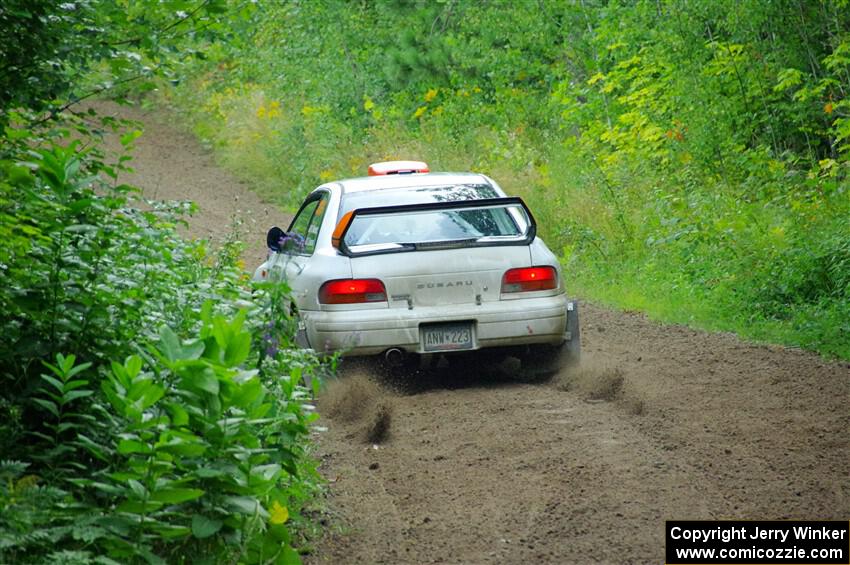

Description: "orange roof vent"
367 160 430 176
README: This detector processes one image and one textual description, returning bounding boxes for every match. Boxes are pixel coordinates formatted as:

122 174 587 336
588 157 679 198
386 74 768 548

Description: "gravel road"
96 100 850 565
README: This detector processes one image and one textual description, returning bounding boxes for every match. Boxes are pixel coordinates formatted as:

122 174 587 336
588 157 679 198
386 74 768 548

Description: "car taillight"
319 279 387 304
501 266 558 293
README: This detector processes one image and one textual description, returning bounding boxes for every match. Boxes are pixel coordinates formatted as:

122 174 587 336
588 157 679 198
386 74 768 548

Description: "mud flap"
295 319 310 349
565 300 581 364
516 300 581 380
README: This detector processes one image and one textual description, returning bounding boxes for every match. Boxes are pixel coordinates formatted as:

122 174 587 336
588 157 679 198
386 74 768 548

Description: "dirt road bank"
98 100 850 564
91 100 291 265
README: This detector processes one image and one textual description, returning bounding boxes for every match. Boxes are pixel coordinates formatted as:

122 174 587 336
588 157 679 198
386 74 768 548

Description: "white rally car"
254 161 580 374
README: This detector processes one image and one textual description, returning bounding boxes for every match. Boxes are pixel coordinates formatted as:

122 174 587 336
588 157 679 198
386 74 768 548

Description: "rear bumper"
300 295 570 356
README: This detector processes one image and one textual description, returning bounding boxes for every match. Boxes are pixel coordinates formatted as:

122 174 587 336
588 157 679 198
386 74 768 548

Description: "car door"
267 190 331 302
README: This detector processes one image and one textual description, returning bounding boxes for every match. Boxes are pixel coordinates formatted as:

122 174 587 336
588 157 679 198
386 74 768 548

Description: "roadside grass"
571 267 850 360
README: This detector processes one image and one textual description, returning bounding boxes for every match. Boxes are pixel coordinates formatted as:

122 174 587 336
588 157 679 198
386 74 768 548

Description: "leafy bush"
0 110 325 563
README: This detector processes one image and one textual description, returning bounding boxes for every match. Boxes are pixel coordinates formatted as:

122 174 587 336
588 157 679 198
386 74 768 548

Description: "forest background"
170 0 850 358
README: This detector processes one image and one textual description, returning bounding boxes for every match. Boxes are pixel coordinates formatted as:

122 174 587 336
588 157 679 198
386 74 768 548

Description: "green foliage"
0 110 324 562
1 114 237 406
0 0 88 111
30 354 96 480
0 0 256 123
167 0 850 357
1 1 325 562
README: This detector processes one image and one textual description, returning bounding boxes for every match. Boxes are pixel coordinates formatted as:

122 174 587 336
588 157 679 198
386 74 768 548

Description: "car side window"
284 192 330 255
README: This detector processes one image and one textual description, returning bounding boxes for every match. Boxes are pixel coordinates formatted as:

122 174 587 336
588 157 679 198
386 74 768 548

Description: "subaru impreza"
254 161 580 374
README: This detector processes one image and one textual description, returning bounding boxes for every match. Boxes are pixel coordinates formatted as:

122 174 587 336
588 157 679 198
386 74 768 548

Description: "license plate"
421 322 473 352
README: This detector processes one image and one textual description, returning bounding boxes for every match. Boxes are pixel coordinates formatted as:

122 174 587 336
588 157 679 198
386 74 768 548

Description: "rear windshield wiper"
409 238 479 250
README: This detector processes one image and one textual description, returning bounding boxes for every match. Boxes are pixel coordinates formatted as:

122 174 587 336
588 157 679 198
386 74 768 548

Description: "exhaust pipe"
384 348 405 367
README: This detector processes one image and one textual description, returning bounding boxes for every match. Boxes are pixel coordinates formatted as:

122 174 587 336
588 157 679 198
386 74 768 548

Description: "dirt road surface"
98 100 850 564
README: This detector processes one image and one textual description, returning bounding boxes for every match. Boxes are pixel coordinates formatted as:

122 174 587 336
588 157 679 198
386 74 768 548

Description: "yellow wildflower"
267 100 282 119
587 73 606 86
424 88 438 103
363 96 375 112
256 105 266 119
413 106 428 119
269 501 289 525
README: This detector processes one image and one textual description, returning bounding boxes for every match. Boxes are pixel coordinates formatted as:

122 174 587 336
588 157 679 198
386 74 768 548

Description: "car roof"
335 172 491 194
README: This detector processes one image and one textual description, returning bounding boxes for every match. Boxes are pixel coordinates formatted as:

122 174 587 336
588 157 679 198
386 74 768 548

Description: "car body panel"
350 246 533 307
300 295 569 355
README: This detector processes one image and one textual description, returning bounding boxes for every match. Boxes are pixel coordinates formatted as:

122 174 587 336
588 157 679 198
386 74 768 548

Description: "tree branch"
104 0 212 48
30 73 146 127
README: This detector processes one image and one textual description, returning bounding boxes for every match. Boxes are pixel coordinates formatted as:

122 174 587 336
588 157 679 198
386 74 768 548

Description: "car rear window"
344 207 523 247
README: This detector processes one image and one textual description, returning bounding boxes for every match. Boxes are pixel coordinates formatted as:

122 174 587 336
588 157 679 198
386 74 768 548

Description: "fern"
45 550 96 565
0 460 29 478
